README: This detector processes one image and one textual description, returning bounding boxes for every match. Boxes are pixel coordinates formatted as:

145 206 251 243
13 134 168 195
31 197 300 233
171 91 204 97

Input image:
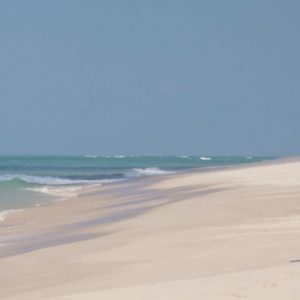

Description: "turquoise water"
0 156 273 212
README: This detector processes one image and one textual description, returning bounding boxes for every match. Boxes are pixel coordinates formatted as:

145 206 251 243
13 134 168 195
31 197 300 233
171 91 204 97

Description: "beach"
1 158 300 299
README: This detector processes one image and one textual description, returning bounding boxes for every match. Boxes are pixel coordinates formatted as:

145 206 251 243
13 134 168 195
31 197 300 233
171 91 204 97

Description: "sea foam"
0 174 99 185
131 168 175 176
0 209 23 222
199 156 212 161
26 186 85 200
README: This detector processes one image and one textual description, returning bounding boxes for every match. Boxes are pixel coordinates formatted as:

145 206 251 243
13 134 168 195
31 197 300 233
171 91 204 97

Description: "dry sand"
1 158 300 299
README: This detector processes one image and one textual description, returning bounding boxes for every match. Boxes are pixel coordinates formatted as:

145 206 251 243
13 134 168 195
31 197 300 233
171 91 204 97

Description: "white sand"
1 158 300 299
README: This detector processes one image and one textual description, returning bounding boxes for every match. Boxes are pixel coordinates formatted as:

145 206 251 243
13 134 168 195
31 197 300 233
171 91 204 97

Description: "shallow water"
0 156 273 212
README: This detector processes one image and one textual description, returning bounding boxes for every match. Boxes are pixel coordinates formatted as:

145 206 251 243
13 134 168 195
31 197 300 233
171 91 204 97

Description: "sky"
0 0 299 156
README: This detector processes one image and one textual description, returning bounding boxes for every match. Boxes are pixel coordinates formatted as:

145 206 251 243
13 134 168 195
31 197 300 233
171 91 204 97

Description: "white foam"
199 156 212 161
26 186 84 200
26 180 122 200
0 209 23 222
113 155 126 158
0 174 100 185
131 168 175 176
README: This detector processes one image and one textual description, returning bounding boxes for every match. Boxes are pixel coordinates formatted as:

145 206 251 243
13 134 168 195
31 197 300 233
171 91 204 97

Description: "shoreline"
1 157 300 299
0 156 275 209
0 156 279 222
0 156 292 252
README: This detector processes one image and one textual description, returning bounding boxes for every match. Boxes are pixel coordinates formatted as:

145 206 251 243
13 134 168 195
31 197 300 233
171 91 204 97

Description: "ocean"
0 156 273 219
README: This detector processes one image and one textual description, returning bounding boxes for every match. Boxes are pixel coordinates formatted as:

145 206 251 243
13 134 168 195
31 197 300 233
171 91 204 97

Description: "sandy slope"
1 158 300 299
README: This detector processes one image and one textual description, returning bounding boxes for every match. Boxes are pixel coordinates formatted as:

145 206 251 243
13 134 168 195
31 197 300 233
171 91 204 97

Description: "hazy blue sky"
0 0 299 156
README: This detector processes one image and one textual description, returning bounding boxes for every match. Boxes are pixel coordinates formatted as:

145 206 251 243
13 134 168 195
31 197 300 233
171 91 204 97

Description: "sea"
0 155 273 220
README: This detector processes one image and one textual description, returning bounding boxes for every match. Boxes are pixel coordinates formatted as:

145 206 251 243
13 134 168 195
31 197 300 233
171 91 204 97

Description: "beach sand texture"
1 158 300 299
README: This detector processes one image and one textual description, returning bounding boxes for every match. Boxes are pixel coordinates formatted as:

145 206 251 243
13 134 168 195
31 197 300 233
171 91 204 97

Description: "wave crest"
0 174 94 185
0 174 122 185
130 168 175 176
199 156 212 161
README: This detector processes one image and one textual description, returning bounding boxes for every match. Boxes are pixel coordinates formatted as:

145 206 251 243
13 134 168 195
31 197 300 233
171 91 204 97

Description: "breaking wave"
0 174 96 185
130 168 175 176
199 156 212 161
0 174 122 186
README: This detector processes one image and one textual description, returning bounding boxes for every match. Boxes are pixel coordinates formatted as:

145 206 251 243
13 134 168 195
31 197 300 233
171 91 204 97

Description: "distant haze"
0 1 299 156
